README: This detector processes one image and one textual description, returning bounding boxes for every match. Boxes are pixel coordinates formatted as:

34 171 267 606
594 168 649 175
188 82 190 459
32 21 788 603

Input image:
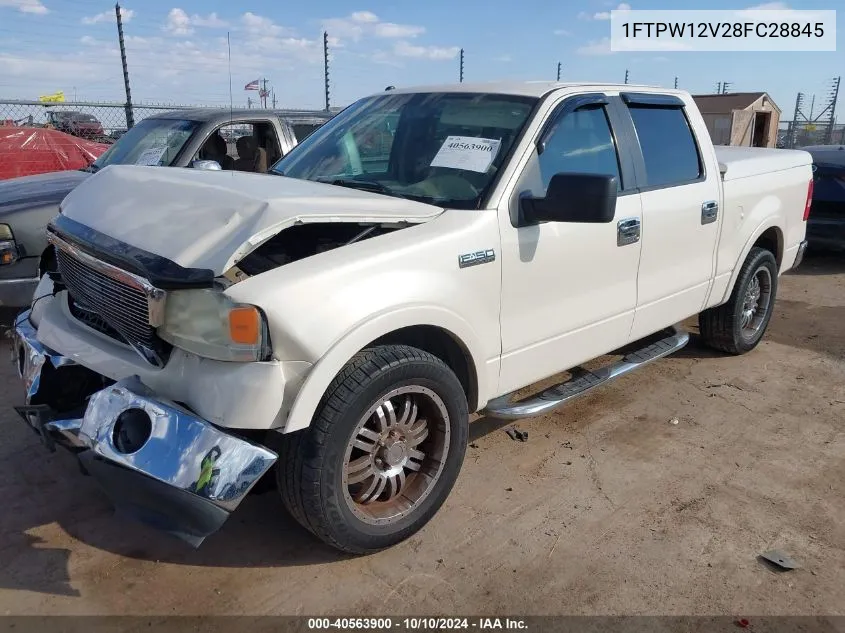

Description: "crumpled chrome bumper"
12 311 77 404
11 310 278 546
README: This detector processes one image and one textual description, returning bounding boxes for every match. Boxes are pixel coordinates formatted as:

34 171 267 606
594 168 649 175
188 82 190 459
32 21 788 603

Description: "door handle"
617 217 641 246
701 200 719 225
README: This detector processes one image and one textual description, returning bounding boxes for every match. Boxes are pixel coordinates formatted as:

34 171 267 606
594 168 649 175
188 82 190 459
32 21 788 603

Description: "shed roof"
692 92 780 114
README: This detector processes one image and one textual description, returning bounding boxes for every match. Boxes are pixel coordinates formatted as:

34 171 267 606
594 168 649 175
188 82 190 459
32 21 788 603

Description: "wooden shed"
692 92 781 148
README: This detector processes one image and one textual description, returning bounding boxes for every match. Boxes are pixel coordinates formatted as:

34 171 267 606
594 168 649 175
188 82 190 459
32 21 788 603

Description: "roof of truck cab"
371 81 688 99
148 108 334 123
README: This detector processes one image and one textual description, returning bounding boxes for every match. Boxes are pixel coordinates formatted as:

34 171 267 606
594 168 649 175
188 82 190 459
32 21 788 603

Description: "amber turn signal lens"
228 306 261 344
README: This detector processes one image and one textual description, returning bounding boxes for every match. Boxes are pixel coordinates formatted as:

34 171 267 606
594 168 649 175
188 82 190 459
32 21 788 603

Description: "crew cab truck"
11 82 811 554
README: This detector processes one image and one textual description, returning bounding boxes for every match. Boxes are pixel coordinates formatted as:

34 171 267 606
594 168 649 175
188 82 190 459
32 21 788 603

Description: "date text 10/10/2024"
307 618 528 630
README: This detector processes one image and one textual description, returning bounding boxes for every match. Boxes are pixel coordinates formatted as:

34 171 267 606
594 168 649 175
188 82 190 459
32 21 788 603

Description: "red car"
47 110 105 139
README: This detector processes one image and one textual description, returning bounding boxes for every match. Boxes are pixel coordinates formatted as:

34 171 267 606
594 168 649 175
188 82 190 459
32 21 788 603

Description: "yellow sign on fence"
38 91 65 103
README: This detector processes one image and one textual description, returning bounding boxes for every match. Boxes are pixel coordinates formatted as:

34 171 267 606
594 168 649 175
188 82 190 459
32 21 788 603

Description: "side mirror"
520 172 617 225
191 160 222 171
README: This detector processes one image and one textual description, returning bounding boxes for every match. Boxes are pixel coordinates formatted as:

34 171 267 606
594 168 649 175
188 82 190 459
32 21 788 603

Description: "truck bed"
716 146 812 181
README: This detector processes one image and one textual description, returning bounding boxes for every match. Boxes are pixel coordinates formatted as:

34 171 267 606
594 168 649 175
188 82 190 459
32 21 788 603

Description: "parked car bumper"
0 276 39 308
11 311 278 546
0 257 40 308
807 218 845 251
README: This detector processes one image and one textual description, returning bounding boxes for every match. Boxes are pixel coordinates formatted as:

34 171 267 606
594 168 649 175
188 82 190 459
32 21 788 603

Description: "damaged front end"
11 312 277 546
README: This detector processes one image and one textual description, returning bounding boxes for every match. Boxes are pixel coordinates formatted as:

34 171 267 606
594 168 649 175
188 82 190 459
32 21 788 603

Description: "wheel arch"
718 221 784 305
281 307 489 433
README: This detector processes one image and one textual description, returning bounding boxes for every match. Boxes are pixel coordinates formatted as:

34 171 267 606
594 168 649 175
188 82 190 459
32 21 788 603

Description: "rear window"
291 123 322 143
628 105 702 188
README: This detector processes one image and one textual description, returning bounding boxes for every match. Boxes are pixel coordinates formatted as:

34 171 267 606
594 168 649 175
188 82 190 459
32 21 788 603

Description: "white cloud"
374 22 425 38
164 8 226 36
240 11 293 37
82 7 134 24
592 3 631 20
0 0 48 14
193 12 226 28
576 37 616 56
553 29 571 36
735 1 824 20
164 8 192 34
322 11 425 43
350 11 378 23
744 1 789 9
393 40 459 60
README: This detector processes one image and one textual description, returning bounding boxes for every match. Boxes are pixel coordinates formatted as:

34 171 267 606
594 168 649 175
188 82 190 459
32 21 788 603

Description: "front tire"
699 246 778 354
277 345 468 554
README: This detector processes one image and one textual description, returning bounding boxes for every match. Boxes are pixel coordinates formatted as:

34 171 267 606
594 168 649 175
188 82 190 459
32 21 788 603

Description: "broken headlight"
157 289 271 362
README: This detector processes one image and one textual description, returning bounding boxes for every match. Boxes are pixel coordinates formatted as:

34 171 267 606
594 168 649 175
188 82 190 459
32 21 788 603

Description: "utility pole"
716 81 721 93
674 76 678 89
722 82 732 94
272 89 277 109
556 62 561 82
260 78 268 108
247 96 252 109
323 31 330 111
624 69 629 84
459 48 464 83
825 76 840 144
115 3 134 129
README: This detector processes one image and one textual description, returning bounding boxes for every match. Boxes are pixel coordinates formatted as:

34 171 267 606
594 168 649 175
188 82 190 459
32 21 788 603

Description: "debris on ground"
505 487 513 492
505 427 528 442
759 549 798 571
669 417 680 425
469 442 479 449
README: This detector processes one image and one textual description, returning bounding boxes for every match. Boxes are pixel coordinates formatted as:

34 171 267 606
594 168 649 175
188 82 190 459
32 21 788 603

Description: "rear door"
621 93 722 340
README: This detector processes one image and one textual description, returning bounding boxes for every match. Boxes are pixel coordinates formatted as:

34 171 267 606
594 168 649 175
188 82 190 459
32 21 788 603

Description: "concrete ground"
0 253 842 616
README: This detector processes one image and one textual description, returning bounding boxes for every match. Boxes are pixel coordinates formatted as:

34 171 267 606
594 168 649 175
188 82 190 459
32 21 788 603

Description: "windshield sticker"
430 136 502 173
135 146 167 166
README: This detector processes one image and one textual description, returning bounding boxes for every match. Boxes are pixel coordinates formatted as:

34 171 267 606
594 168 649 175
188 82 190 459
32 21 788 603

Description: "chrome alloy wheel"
342 385 450 526
740 265 773 339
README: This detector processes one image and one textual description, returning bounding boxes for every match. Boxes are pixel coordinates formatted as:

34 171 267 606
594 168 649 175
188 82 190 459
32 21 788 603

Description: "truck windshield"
88 118 200 172
271 92 538 209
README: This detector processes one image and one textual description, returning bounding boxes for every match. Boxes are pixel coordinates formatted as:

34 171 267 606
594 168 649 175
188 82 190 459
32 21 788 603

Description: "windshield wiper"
317 177 391 194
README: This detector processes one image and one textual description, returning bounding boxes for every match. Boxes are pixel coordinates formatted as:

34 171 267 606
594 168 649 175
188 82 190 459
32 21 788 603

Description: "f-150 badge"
458 249 496 268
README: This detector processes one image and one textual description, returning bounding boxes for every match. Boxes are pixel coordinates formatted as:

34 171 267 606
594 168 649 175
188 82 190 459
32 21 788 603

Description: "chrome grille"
50 232 169 366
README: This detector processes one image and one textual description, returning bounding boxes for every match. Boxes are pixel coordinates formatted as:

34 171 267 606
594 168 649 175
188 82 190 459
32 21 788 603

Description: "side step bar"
482 326 689 420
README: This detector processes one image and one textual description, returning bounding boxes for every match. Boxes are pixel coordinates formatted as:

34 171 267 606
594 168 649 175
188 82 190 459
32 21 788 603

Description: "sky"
0 0 841 118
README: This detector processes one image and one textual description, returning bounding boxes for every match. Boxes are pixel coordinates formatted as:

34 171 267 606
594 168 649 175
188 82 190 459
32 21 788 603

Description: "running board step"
482 326 689 420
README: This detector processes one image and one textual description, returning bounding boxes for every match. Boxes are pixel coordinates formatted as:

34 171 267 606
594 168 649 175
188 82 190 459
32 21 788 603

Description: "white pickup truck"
12 81 812 554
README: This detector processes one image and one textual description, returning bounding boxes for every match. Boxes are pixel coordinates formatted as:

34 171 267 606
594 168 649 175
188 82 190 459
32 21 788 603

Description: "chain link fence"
777 120 845 148
0 99 211 141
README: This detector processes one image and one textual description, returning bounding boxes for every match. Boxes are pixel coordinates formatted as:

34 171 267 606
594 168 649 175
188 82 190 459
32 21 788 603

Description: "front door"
497 93 643 395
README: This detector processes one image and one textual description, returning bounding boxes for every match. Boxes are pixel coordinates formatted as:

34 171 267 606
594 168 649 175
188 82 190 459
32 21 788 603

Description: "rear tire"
699 247 778 354
277 344 468 554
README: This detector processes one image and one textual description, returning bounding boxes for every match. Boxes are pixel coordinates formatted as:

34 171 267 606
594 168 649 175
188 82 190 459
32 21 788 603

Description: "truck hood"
60 164 444 274
0 169 89 213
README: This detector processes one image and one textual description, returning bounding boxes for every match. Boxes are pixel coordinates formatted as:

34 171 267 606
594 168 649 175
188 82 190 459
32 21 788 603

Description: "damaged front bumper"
11 310 278 546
